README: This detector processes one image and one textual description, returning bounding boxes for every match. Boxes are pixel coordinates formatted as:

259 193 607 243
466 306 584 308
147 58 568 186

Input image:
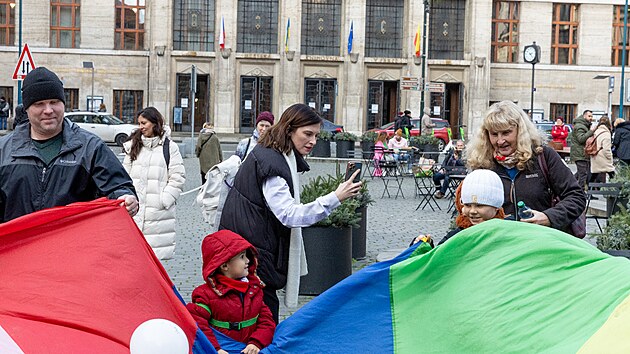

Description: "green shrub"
333 132 359 142
301 174 361 228
360 131 378 143
318 130 332 141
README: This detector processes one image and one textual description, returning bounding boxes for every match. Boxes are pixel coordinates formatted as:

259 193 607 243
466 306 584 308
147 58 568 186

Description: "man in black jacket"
0 67 138 223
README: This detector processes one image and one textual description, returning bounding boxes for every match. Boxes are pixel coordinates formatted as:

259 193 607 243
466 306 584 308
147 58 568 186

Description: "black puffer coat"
219 145 310 290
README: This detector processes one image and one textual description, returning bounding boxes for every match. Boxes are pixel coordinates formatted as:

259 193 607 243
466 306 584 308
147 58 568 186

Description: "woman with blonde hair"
466 101 585 236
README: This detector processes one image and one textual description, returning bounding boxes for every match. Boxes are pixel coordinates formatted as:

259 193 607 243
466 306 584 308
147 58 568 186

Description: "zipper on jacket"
41 167 47 183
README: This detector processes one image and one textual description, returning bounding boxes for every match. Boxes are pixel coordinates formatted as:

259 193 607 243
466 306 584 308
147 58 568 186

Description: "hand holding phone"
345 161 362 183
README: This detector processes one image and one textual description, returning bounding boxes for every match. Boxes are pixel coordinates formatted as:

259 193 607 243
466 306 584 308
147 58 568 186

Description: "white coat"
123 133 185 260
590 125 614 174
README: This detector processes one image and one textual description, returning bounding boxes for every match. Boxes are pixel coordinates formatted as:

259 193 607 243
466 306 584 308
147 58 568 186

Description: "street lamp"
420 0 429 115
82 61 94 111
593 74 614 116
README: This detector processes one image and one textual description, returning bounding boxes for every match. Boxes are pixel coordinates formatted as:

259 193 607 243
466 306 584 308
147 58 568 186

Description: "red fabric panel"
0 198 197 352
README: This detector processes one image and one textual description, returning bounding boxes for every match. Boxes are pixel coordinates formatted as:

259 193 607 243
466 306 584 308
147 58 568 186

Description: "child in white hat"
413 169 506 246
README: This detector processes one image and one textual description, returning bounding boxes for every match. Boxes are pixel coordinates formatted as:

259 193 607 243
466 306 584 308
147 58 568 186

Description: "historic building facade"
0 0 627 137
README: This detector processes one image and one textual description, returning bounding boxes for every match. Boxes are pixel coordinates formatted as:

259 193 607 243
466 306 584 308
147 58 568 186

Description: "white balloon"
130 318 189 354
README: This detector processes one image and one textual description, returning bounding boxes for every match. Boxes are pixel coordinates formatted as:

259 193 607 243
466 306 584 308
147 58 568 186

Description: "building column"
343 0 367 132
214 0 238 133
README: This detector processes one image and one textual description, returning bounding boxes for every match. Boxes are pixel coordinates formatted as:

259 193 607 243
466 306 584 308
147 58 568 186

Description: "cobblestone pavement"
162 157 600 321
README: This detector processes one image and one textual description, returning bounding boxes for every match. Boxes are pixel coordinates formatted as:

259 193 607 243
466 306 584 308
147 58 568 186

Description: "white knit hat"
460 170 504 208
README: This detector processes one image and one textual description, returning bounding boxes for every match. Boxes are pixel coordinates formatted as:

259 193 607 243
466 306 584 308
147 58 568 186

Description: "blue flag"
347 21 353 54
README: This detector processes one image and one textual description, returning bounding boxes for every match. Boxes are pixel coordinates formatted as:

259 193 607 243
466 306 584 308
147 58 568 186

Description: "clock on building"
523 43 540 64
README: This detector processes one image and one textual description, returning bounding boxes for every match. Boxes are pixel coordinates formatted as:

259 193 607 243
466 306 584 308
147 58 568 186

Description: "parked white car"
64 112 136 146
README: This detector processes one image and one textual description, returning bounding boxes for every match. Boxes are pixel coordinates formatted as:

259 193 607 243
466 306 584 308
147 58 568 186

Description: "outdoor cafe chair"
413 157 440 211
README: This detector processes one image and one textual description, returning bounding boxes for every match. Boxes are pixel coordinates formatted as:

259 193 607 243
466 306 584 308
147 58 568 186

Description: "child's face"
462 203 498 225
221 251 249 279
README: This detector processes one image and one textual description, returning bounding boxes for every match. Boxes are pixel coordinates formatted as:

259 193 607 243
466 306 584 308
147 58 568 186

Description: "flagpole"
420 0 430 115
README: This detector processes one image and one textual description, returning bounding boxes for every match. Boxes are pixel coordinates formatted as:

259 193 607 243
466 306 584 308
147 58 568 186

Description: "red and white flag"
219 16 225 50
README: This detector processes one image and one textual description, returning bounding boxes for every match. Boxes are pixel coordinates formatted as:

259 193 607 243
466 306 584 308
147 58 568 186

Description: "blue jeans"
432 171 450 194
0 116 6 130
394 153 412 170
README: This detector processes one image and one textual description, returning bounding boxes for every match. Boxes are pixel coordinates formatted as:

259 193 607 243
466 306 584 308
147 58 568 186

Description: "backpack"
195 155 242 231
584 132 604 156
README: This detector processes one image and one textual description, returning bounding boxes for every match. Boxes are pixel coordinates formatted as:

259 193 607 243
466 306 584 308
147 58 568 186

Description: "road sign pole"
17 0 22 104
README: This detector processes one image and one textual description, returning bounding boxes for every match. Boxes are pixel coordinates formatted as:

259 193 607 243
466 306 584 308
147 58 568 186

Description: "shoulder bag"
537 151 586 238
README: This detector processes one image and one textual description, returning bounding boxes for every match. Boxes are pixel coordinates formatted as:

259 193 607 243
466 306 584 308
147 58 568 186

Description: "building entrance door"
366 80 399 130
240 76 273 134
305 78 337 122
430 82 463 139
175 73 209 133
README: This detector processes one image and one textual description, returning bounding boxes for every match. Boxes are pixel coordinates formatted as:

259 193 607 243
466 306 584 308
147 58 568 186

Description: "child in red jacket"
186 230 275 354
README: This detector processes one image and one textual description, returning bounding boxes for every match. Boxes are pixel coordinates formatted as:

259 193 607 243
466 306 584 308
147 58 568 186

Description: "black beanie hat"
22 67 65 109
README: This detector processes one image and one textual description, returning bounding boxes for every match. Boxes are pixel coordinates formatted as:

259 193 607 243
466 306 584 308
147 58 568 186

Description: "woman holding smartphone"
219 103 362 323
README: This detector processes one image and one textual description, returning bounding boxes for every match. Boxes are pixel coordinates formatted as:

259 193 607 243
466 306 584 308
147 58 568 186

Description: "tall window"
551 3 579 65
0 0 15 46
612 6 630 66
491 1 519 63
173 0 215 51
50 0 80 48
365 0 403 58
113 90 143 124
301 0 341 56
115 0 145 50
63 88 79 112
237 0 278 54
613 105 630 119
550 103 577 124
429 0 465 60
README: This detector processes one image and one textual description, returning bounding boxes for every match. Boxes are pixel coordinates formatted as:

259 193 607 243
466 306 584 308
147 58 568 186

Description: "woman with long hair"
123 107 186 260
590 116 615 182
372 131 388 177
219 103 361 323
466 101 585 236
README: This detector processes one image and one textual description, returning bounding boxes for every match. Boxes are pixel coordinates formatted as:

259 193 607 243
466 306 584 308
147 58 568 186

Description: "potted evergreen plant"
310 130 332 157
299 174 361 295
360 131 378 159
334 132 359 158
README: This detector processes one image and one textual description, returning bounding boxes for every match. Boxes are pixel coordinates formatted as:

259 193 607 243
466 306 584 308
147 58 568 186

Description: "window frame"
173 0 215 52
63 88 79 112
300 0 342 56
365 0 404 58
612 5 630 66
237 0 279 54
115 0 145 50
491 0 519 63
550 103 577 124
0 0 15 46
113 90 143 124
50 0 81 49
551 3 579 65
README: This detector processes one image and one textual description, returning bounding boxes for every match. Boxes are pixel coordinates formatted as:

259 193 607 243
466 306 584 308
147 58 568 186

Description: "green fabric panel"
390 219 630 353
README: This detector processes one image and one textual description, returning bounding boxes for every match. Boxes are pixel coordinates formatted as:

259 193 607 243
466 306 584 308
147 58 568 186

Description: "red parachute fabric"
0 198 199 353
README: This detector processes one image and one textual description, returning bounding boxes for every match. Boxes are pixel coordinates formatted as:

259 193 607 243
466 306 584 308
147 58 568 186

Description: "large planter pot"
423 144 440 160
603 249 630 259
360 141 374 159
335 140 355 158
300 226 352 295
352 206 368 260
310 139 331 157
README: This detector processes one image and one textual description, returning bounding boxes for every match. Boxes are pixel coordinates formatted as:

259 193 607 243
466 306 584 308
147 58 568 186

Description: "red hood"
201 230 258 280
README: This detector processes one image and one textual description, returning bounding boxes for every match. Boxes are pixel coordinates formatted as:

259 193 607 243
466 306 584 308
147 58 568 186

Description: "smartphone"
345 161 362 183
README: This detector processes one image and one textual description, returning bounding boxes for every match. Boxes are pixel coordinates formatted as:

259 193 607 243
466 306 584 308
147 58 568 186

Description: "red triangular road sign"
12 43 36 80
